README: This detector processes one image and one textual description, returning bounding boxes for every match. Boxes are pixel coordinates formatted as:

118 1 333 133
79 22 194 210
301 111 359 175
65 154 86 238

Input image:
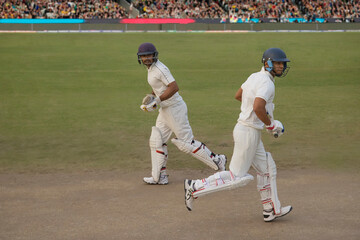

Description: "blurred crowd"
228 0 300 18
0 0 359 20
132 0 359 20
297 0 360 21
220 0 302 23
131 0 225 18
0 0 128 19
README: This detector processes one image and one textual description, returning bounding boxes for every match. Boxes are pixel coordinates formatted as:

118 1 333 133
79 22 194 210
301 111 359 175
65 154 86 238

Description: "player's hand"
142 94 155 105
140 97 161 112
266 120 284 138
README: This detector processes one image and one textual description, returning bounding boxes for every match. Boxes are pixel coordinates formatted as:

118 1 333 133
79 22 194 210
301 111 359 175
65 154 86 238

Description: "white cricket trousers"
229 123 268 177
155 100 194 143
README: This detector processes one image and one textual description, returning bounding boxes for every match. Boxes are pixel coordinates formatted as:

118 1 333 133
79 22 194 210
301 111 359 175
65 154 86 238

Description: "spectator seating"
0 0 128 19
1 0 359 21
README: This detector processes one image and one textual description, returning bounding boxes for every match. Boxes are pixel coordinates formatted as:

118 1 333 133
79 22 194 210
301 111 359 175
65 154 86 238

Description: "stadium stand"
220 0 302 23
0 0 359 21
131 0 225 18
297 0 359 22
0 0 128 19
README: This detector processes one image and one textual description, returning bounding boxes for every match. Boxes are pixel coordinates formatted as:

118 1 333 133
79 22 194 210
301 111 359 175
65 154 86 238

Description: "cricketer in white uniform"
184 48 293 222
137 42 227 185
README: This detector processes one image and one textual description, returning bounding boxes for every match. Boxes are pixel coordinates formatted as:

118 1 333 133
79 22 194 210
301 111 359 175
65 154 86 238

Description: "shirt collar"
261 66 275 82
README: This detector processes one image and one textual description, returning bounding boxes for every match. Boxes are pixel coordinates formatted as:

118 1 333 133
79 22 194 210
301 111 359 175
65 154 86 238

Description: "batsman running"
137 42 227 185
184 48 293 222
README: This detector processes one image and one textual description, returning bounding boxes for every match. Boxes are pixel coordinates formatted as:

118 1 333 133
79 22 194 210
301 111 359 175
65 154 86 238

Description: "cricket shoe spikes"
263 205 293 222
184 179 195 211
143 173 169 185
214 154 227 171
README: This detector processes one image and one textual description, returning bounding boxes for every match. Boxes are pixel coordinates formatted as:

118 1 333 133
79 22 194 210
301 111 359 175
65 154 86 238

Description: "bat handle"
273 133 278 138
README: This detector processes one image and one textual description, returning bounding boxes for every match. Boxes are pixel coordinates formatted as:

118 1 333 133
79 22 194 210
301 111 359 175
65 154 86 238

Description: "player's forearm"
253 97 271 126
254 108 272 126
159 82 179 101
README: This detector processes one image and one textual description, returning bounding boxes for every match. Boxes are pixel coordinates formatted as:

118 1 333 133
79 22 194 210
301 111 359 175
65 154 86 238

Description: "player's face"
140 54 154 66
272 61 284 76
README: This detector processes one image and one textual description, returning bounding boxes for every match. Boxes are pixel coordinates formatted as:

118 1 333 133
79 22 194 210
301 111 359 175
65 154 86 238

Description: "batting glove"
140 97 161 112
266 120 284 138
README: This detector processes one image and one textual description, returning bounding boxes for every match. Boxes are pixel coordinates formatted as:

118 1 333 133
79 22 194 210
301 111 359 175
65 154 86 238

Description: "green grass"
0 32 359 172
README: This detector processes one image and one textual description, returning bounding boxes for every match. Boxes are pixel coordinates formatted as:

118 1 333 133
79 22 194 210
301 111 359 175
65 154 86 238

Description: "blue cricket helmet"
137 42 158 64
261 48 290 77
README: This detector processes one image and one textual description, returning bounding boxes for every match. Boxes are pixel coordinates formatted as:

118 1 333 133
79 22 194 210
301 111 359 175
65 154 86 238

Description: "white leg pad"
257 173 272 211
171 138 218 170
257 152 281 214
267 152 281 214
150 127 167 182
193 171 254 198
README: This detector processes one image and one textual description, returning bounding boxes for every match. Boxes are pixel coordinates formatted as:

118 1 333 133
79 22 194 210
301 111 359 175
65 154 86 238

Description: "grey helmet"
261 48 290 77
137 42 158 65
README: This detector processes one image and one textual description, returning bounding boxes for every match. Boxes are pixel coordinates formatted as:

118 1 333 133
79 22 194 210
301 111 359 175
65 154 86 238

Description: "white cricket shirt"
238 67 275 130
147 60 183 107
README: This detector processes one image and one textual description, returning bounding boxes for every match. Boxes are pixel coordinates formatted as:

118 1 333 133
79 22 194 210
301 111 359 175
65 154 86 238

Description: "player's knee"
150 126 164 148
171 138 191 153
266 152 277 176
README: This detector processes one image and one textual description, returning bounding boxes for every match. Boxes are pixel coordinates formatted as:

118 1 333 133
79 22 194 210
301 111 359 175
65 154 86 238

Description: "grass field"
0 32 359 172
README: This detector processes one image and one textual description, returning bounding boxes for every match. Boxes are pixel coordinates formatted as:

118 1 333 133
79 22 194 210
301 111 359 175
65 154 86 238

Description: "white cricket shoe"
143 173 168 185
184 179 195 211
215 154 227 171
263 206 293 222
